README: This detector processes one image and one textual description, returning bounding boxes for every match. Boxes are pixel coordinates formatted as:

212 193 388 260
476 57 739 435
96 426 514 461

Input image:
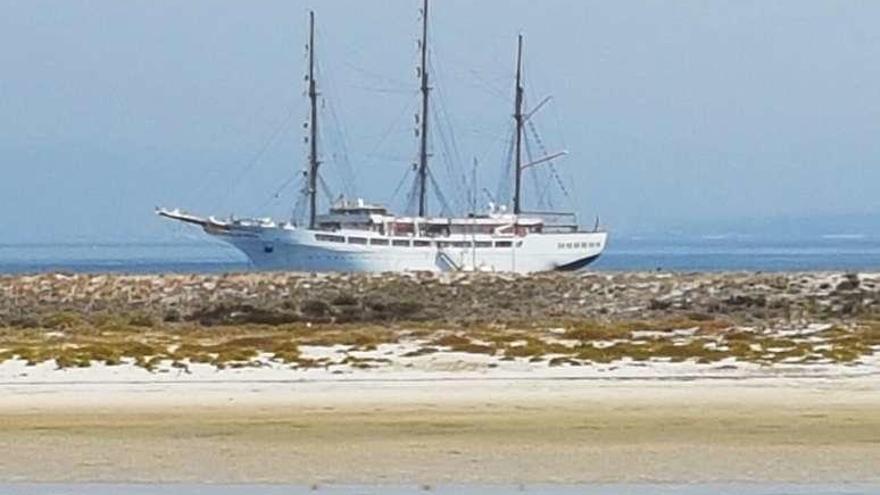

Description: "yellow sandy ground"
0 377 878 484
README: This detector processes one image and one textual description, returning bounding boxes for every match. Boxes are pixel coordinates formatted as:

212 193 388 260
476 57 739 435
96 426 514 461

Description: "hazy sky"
2 0 879 242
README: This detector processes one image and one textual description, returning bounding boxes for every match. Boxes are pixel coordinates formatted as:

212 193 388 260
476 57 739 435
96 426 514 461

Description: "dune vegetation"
1 271 878 370
0 307 877 371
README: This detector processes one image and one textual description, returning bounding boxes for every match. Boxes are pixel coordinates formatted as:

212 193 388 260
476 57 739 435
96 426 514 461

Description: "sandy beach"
1 368 879 484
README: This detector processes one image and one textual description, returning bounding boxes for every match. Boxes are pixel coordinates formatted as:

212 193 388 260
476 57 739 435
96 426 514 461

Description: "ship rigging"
158 1 607 273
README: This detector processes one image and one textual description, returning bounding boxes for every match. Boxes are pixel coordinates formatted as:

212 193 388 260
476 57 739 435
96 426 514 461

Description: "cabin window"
474 241 492 248
315 234 344 243
437 241 452 248
392 223 414 235
413 240 431 247
424 224 451 237
263 245 274 254
516 241 523 247
451 241 471 248
348 237 368 245
370 238 389 246
392 239 410 247
495 241 512 248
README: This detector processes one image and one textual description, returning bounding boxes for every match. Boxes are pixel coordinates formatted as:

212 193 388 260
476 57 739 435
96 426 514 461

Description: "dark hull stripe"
554 253 602 271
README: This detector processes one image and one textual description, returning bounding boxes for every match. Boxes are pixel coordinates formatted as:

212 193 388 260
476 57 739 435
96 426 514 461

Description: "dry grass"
431 334 497 355
0 314 877 370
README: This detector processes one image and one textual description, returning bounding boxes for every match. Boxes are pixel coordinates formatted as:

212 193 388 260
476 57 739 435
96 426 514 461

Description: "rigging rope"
428 54 468 214
367 94 420 164
525 118 554 210
256 171 301 213
388 166 413 206
527 118 572 207
340 59 412 92
317 172 335 203
521 126 548 211
314 41 358 199
496 122 515 208
216 105 297 213
290 174 309 226
427 168 453 215
405 174 420 216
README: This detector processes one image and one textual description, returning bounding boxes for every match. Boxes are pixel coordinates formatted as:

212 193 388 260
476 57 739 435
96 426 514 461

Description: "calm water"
2 485 878 495
1 236 879 274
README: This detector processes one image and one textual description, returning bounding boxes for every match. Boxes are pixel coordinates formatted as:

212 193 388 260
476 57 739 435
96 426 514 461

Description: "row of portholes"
314 234 523 249
557 241 601 249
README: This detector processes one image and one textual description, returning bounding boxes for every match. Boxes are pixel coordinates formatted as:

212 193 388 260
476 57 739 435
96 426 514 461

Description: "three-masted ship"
158 1 607 273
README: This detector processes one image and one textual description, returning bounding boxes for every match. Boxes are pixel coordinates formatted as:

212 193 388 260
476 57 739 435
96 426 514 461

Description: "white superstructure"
158 2 608 274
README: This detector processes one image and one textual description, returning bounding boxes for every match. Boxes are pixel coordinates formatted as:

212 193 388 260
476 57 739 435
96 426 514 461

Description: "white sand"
1 351 878 484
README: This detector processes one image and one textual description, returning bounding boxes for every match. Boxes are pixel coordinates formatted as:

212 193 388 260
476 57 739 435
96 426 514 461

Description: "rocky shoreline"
1 271 877 327
0 271 878 372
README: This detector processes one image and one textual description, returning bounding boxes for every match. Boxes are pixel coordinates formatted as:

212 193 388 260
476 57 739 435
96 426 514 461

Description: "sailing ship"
158 1 607 273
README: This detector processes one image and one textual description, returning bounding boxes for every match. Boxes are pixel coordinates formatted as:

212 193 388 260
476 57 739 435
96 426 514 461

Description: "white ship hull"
211 226 606 273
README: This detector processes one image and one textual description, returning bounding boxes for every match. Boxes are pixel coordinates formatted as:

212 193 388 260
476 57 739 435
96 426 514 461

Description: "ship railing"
542 224 579 233
518 212 606 233
519 210 579 232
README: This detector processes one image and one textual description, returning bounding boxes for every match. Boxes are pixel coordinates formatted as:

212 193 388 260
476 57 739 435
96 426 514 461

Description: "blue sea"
1 235 878 274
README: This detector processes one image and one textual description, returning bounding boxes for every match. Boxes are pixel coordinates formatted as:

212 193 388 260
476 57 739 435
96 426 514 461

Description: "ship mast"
307 11 320 229
512 34 525 215
417 0 431 217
